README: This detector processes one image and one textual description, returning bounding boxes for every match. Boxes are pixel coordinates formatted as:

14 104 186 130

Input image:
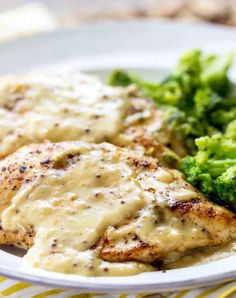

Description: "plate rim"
0 259 236 292
0 19 236 73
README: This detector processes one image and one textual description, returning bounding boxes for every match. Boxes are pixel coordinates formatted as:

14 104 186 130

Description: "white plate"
0 20 236 293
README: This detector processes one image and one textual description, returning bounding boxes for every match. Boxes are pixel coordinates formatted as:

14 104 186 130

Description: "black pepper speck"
19 166 27 173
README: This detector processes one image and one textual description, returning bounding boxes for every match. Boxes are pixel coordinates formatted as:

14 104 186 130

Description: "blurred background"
1 0 236 27
0 0 236 43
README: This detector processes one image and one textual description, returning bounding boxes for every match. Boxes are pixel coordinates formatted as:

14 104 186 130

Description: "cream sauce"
104 168 207 256
0 141 235 275
1 143 153 276
0 73 131 157
165 241 236 269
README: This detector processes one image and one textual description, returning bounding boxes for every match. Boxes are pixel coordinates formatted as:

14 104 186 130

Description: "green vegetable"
108 50 235 155
210 108 236 127
108 70 137 87
199 53 233 95
181 135 236 211
108 50 236 211
225 120 236 140
215 166 236 210
194 88 221 116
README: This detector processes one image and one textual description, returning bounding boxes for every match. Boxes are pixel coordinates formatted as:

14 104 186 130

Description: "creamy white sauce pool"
1 143 154 276
0 73 131 158
165 242 236 269
1 141 230 276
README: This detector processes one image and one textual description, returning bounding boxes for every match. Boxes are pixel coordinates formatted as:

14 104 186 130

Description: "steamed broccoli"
194 88 221 116
225 120 236 140
210 107 236 128
181 135 236 211
108 70 137 87
108 50 235 154
199 53 233 95
108 50 236 210
215 166 236 210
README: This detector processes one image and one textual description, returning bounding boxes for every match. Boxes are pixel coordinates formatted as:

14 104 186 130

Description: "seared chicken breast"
0 73 176 162
0 141 235 276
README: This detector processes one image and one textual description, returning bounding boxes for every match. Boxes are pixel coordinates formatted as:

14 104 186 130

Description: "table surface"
0 0 236 27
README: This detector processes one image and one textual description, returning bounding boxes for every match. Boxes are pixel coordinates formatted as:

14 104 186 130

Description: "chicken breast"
0 72 176 162
0 141 235 276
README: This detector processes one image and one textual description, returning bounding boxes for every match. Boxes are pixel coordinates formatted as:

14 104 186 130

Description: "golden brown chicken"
0 141 235 276
0 72 178 163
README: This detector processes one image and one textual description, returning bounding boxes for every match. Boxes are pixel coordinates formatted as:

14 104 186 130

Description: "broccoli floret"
215 166 236 210
195 135 236 159
194 88 221 116
181 135 236 211
108 51 236 210
176 49 201 75
176 50 233 96
225 120 236 140
180 156 215 196
162 105 219 154
108 50 235 155
108 69 162 101
200 53 233 95
210 107 236 128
